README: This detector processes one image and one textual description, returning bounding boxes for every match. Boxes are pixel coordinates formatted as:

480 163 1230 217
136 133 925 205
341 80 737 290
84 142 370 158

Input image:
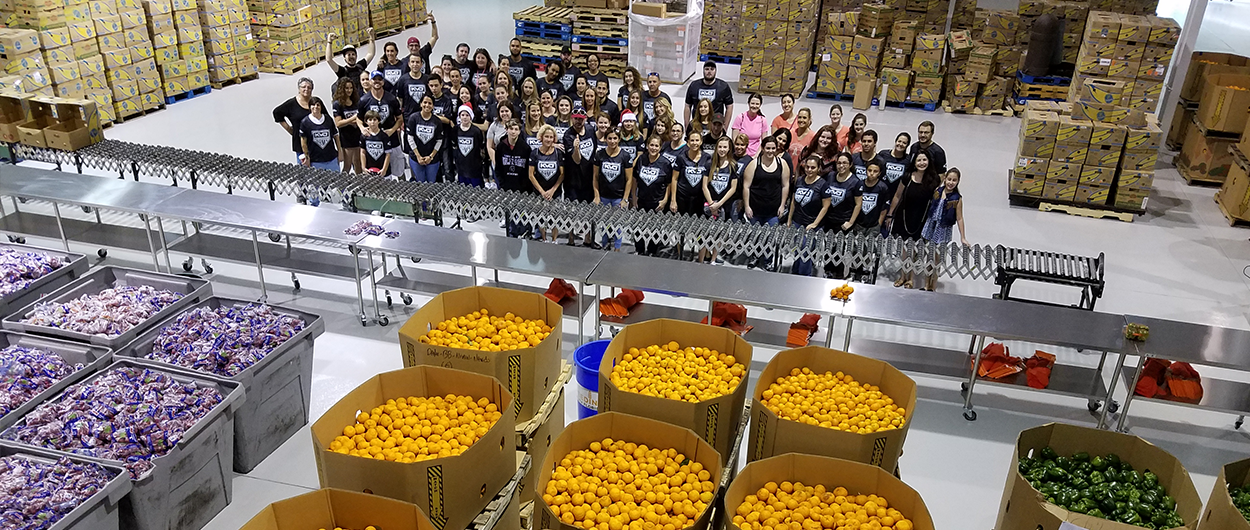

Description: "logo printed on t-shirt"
384 69 402 84
365 140 384 160
415 124 435 143
639 166 661 185
458 135 474 156
643 100 655 120
312 128 332 148
538 160 558 179
407 83 427 102
555 126 569 139
509 66 524 80
502 154 525 168
621 145 637 159
459 67 471 82
684 166 704 186
527 136 542 149
885 162 905 182
827 185 847 206
861 193 878 214
579 138 594 160
371 103 390 123
698 88 716 101
711 170 730 193
795 186 816 206
560 73 574 89
602 161 622 182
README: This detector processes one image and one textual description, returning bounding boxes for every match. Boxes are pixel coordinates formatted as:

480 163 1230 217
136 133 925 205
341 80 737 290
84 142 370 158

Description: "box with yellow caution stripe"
597 318 750 459
399 286 563 425
746 347 916 473
311 365 516 530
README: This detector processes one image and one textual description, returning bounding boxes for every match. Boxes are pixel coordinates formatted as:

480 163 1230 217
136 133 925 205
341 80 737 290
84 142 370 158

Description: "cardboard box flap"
243 488 439 530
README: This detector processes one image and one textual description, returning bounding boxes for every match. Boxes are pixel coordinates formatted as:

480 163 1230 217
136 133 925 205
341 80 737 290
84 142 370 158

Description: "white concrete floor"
20 0 1250 528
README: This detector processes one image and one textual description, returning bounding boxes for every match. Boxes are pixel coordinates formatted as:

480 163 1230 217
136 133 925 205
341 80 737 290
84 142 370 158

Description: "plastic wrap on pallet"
627 0 702 84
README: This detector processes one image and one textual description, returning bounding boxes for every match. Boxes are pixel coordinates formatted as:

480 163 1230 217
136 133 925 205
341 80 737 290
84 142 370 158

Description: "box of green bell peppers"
1201 458 1250 530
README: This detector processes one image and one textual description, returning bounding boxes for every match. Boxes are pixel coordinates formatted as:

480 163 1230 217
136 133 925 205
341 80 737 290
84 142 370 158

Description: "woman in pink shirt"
731 93 768 156
770 94 797 133
845 112 868 154
789 108 815 160
829 104 849 150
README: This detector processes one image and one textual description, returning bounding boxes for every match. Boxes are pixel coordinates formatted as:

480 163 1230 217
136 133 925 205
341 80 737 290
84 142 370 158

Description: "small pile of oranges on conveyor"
830 284 854 301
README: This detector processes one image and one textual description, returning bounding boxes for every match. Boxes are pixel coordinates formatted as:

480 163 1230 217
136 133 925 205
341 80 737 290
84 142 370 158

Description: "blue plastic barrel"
574 340 612 419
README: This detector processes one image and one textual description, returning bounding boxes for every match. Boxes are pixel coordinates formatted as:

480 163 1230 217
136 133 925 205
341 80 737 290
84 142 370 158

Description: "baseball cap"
561 44 572 54
341 44 356 53
703 60 717 69
711 112 725 124
621 110 637 122
408 37 420 45
370 71 384 79
571 106 587 118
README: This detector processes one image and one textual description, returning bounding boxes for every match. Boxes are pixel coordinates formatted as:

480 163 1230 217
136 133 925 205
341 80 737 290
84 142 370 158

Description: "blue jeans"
410 159 440 183
311 158 339 171
752 215 780 226
790 222 816 276
458 175 484 187
599 198 623 249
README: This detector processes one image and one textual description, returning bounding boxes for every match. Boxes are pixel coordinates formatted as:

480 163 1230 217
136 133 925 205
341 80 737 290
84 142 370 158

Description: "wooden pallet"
211 72 259 89
514 5 573 24
515 362 571 449
112 105 164 124
573 23 627 38
470 452 530 530
941 100 1014 116
1177 163 1225 187
260 57 319 75
1039 201 1135 222
1215 191 1250 227
521 40 563 54
571 7 628 24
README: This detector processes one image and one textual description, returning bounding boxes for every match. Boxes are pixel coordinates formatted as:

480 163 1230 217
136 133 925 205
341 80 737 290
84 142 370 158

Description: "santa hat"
621 110 637 122
458 104 474 116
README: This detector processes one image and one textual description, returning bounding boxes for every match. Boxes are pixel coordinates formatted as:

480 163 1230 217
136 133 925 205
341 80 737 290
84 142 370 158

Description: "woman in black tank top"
743 136 790 225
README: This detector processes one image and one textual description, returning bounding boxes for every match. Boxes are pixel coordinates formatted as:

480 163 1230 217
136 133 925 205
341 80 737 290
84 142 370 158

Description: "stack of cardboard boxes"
398 0 423 27
894 0 946 35
0 27 53 98
254 0 317 73
199 0 257 87
367 0 397 35
1167 52 1248 150
1012 79 1161 212
700 0 741 59
0 91 103 150
339 0 366 48
907 32 942 104
740 0 819 96
1017 0 1088 64
88 0 162 119
1089 0 1156 16
172 0 209 93
1175 73 1250 185
146 0 181 108
1071 12 1179 114
812 10 856 95
842 5 886 100
572 7 627 79
950 0 975 30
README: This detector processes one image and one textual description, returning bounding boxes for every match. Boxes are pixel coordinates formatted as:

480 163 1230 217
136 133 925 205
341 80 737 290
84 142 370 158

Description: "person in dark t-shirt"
683 61 734 125
452 105 486 186
325 29 374 96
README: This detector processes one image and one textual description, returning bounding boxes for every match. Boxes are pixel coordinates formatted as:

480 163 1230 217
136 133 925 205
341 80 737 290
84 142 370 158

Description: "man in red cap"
404 12 438 77
324 27 375 96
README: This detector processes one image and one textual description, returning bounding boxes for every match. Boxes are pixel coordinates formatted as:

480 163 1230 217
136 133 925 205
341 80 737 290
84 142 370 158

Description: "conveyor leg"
471 265 478 286
707 300 714 324
843 319 854 351
367 249 385 325
823 314 836 348
1237 416 1244 430
1115 355 1146 432
577 281 585 346
354 248 368 325
156 216 172 273
1097 349 1130 430
250 230 267 302
962 335 985 421
594 284 602 340
51 202 69 252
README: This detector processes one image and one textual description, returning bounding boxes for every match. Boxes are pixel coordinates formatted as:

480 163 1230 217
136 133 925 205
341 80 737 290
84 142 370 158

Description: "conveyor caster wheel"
14 238 23 244
182 258 193 272
963 410 977 421
1108 400 1119 414
81 206 93 214
1236 418 1244 430
17 198 26 204
377 316 390 326
386 295 393 308
268 232 282 243
292 279 301 292
97 249 107 258
1088 400 1101 413
411 257 421 263
203 263 213 274
360 315 368 326
401 293 412 305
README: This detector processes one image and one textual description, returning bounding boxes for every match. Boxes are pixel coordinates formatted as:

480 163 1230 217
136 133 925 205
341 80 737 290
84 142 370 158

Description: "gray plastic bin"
1 266 212 348
0 443 132 530
2 359 244 530
118 297 325 473
0 331 112 431
0 242 89 320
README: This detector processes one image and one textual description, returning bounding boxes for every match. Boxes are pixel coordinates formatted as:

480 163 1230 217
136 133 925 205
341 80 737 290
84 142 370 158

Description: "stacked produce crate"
571 6 626 79
699 0 741 63
950 0 975 30
367 0 397 35
146 0 180 114
339 0 367 47
812 10 856 96
512 5 571 66
1166 52 1247 151
0 27 54 99
1070 12 1178 114
895 0 946 35
398 0 424 28
741 0 819 96
254 0 316 74
1175 72 1249 186
199 0 255 89
1011 79 1162 215
91 0 153 120
1090 0 1157 16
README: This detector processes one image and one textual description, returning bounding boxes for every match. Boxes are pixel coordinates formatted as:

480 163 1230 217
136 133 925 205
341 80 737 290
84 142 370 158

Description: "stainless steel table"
588 252 849 349
840 281 1127 423
149 191 385 320
0 166 186 268
357 219 607 340
1113 315 1250 431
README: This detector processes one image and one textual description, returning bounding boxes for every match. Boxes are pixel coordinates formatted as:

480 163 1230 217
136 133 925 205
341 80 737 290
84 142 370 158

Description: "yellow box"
1079 165 1116 186
38 27 72 48
2 53 44 75
144 0 171 13
63 4 92 21
82 72 107 90
79 54 104 74
43 46 76 66
97 32 125 52
206 37 233 55
129 42 153 61
101 49 132 68
177 26 201 43
66 21 96 41
187 70 208 88
171 0 194 8
105 66 132 83
162 74 186 93
153 46 178 64
184 54 206 71
48 62 80 83
135 74 159 92
152 31 176 47
1056 116 1093 143
119 8 145 27
93 14 121 34
178 41 203 56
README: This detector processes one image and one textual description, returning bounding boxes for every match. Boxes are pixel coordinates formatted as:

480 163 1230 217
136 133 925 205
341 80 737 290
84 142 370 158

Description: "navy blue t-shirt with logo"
822 173 863 228
298 115 338 163
360 92 401 148
635 154 673 210
705 162 736 204
857 178 890 228
594 148 634 200
529 148 563 193
361 130 390 171
396 74 429 119
791 177 828 227
406 112 443 158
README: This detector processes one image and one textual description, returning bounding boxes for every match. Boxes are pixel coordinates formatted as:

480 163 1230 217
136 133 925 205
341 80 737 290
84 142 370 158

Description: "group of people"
270 25 968 288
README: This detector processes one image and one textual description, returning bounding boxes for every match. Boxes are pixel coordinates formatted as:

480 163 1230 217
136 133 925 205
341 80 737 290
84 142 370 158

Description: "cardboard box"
1085 145 1123 167
1118 170 1154 189
1021 109 1059 138
725 454 935 530
1198 73 1250 134
399 286 562 424
1115 186 1150 210
1052 142 1088 164
15 97 54 147
1057 116 1093 144
240 488 438 530
1018 136 1055 158
1219 160 1250 223
1009 171 1044 196
40 97 100 150
1126 122 1163 150
1072 101 1146 127
1090 123 1126 150
1074 184 1111 205
1180 52 1250 101
1015 156 1049 177
0 29 42 56
310 365 515 530
1178 120 1236 184
1121 148 1159 171
1078 77 1124 106
534 412 723 530
629 2 663 17
994 423 1201 530
598 319 750 459
0 91 29 143
1079 165 1116 186
746 347 916 472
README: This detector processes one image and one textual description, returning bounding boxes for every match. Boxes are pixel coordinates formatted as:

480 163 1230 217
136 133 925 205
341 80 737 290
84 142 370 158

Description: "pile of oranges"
761 368 906 434
416 309 552 351
733 482 914 530
830 284 854 301
542 438 717 530
329 395 502 463
609 341 746 403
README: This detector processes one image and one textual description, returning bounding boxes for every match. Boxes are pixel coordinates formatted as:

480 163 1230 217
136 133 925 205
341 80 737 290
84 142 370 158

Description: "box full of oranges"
747 347 916 473
534 412 724 530
239 488 438 530
724 453 935 530
597 318 751 458
310 365 516 530
399 286 563 424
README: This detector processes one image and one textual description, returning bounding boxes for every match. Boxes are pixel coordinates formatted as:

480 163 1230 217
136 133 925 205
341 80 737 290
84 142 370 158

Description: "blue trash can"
574 339 612 419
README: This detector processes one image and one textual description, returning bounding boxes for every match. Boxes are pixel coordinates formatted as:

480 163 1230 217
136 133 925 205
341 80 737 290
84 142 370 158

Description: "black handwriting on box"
425 347 492 363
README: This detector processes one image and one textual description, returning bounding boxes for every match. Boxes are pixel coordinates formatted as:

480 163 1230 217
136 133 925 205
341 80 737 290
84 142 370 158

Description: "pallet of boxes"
199 0 259 90
254 0 318 74
740 0 819 97
1011 78 1162 221
1071 12 1177 118
1218 122 1250 226
700 0 742 64
571 4 626 80
1166 52 1248 151
629 2 702 84
810 10 857 98
90 0 166 121
0 27 54 100
337 0 365 48
0 90 105 150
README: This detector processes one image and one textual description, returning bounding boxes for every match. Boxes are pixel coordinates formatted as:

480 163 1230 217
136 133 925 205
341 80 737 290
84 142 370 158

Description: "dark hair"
587 53 600 66
364 110 381 122
802 125 840 161
457 42 469 52
908 151 941 191
834 151 854 169
605 126 620 139
442 54 453 63
896 131 911 145
510 37 521 45
773 127 792 150
546 62 562 76
847 113 867 147
748 93 764 105
333 78 354 106
802 155 824 176
944 167 962 195
865 160 885 179
474 48 492 66
687 128 703 140
862 129 878 143
918 120 935 133
781 94 795 104
760 135 778 152
308 96 325 113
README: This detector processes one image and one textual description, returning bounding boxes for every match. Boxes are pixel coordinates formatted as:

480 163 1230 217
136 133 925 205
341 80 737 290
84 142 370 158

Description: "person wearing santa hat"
453 104 486 187
618 110 645 163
